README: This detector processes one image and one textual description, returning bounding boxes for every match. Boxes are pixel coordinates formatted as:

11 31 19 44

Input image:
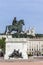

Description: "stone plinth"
4 37 28 60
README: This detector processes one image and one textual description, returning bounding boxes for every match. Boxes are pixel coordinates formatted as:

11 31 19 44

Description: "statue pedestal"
4 37 28 60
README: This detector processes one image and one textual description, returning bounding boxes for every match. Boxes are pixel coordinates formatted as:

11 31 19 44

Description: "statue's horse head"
18 20 25 25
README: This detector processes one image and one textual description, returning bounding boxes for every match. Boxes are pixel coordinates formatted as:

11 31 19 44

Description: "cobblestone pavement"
0 61 43 65
0 57 43 65
0 56 43 62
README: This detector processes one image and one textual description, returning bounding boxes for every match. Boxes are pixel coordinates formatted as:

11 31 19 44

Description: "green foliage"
35 34 43 38
0 38 6 53
12 33 18 38
12 33 35 38
27 35 35 38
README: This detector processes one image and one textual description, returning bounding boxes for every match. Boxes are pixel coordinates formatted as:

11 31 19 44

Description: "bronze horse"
5 19 24 34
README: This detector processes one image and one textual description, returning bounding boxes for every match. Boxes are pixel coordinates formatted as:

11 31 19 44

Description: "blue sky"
0 0 43 34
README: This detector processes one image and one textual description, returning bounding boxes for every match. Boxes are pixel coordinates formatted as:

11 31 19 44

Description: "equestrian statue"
5 17 25 34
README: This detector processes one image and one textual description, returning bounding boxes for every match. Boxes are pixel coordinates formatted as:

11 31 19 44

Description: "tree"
0 38 6 54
